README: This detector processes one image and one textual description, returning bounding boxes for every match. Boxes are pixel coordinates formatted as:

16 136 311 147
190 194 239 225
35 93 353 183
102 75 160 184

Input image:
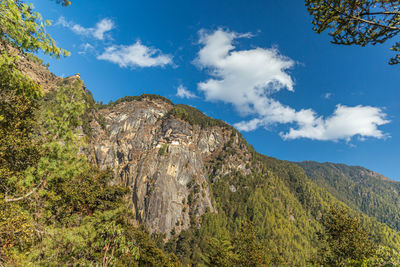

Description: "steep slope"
87 99 320 263
85 96 400 265
297 161 400 231
88 98 224 237
1 43 62 92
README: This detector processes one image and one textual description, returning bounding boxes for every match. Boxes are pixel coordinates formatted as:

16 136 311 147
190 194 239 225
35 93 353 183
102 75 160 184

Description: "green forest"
1 0 400 266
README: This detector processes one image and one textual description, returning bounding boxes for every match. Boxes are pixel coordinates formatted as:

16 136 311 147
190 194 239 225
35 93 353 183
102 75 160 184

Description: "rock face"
88 97 241 236
12 50 248 237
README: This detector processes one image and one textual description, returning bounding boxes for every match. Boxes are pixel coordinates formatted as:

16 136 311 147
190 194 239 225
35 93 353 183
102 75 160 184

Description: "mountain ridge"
297 160 396 182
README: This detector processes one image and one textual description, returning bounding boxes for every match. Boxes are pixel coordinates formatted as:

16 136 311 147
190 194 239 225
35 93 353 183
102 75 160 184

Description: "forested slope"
298 161 400 231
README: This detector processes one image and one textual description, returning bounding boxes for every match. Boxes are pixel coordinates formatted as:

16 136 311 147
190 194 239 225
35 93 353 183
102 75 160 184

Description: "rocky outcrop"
16 55 61 93
88 97 245 236
0 44 62 92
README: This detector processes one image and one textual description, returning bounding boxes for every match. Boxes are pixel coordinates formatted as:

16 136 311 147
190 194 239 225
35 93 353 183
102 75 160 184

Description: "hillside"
2 48 400 265
297 161 400 231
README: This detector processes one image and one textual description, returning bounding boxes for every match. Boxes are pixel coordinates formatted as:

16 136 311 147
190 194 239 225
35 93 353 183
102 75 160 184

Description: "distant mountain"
297 161 400 231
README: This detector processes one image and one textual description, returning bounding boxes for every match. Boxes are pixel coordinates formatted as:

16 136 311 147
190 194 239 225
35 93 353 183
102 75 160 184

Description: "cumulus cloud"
57 17 114 40
196 28 389 141
176 84 197 98
196 29 295 116
281 105 389 141
97 41 173 68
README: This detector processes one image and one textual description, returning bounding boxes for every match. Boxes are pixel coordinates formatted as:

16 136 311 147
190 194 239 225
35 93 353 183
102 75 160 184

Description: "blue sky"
32 0 399 179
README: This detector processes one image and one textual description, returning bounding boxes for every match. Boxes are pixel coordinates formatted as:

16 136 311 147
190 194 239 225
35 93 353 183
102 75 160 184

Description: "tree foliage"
314 206 377 266
26 207 179 266
232 220 268 266
201 220 267 267
55 0 71 6
0 1 64 262
0 0 69 57
0 58 42 198
202 237 237 267
306 0 400 64
312 206 400 266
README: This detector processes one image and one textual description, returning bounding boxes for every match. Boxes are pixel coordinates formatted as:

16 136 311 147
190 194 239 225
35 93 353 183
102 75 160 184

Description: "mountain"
297 161 400 231
4 52 400 265
81 91 400 265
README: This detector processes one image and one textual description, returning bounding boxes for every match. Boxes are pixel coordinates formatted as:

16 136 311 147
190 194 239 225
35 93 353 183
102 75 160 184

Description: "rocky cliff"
12 51 249 237
88 97 251 236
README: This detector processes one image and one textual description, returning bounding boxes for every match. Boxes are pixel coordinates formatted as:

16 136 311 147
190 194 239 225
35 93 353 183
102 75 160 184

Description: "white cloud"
176 84 197 98
78 43 94 55
281 105 389 141
57 17 114 40
196 29 295 116
97 41 173 68
196 28 389 141
57 16 172 69
92 19 114 40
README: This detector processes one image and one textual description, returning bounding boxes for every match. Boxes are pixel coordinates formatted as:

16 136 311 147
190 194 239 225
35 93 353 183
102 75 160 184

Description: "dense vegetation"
165 104 232 130
312 206 400 266
298 161 400 231
162 147 400 266
101 94 174 108
1 0 400 266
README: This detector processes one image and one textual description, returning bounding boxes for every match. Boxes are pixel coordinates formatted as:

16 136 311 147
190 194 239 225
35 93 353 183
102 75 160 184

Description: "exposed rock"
229 184 237 192
16 52 252 236
88 97 243 236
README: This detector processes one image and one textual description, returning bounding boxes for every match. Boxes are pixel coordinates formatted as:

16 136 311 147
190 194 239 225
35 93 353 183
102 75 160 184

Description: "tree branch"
349 15 400 30
359 11 400 16
334 7 400 30
5 179 44 202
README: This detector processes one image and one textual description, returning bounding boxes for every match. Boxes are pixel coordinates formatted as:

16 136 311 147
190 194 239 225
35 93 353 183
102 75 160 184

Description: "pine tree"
306 0 400 64
314 206 377 266
233 220 268 266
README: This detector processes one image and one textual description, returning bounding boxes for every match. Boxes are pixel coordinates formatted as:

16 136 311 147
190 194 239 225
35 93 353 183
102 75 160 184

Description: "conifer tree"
306 0 400 64
314 206 377 266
